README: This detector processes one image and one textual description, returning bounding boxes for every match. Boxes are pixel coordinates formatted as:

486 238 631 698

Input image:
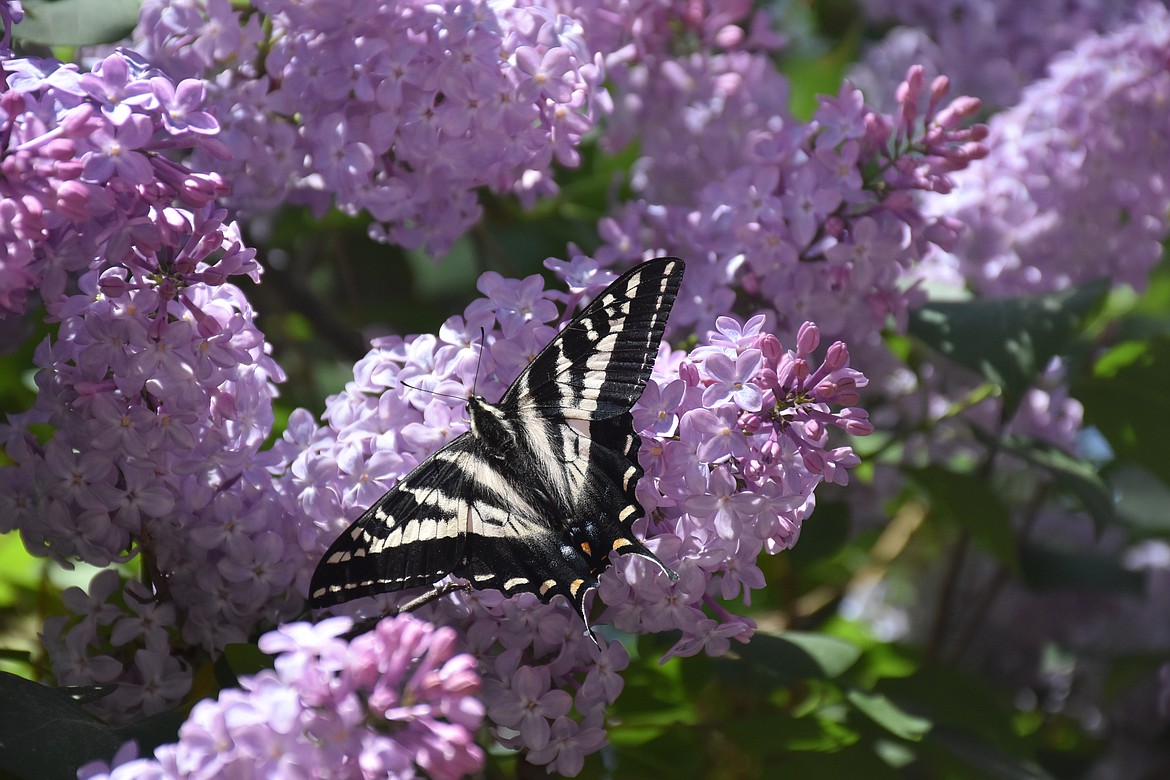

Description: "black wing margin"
308 435 479 608
500 257 685 420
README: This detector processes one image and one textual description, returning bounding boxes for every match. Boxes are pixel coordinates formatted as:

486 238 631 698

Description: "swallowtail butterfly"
309 257 684 628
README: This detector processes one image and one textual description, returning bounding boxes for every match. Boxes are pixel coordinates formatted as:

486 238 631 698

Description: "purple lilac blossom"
595 56 987 351
121 0 785 257
289 257 871 770
916 2 1170 297
128 0 614 256
0 46 295 719
22 213 292 716
0 50 224 318
77 615 485 780
853 0 1140 110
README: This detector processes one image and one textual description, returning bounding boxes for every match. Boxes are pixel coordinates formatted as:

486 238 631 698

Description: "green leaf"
1108 460 1170 538
1074 335 1170 485
607 726 706 778
0 532 44 605
0 672 122 778
16 0 141 46
995 436 1116 530
726 711 860 754
874 667 1060 777
221 641 277 679
1019 543 1145 596
763 743 905 778
846 689 932 741
904 465 1018 571
714 631 861 690
908 279 1108 420
787 499 850 566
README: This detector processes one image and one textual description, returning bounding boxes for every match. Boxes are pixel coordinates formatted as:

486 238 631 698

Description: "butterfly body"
310 258 685 626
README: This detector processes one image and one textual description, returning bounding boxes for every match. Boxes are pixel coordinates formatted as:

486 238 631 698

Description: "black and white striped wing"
309 435 479 607
500 257 685 420
309 257 685 622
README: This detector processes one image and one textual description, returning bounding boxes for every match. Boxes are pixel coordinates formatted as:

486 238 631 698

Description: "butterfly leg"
338 580 472 639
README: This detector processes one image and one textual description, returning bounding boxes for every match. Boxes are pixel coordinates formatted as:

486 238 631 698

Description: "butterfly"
309 257 685 628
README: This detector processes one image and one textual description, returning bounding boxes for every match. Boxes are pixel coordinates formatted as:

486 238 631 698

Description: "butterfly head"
467 394 515 453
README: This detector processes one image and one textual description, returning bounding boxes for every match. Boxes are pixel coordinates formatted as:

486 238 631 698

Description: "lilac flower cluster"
287 256 870 771
917 2 1170 297
7 199 293 716
1 49 223 318
129 0 612 255
0 46 298 718
595 58 987 351
78 615 484 780
115 0 790 257
563 0 783 76
601 312 872 648
854 0 1139 109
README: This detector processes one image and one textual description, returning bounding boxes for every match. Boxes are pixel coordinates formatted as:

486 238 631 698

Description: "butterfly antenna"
471 327 486 396
398 378 465 402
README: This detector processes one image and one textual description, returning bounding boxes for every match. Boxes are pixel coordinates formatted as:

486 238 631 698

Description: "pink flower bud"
930 75 950 102
760 334 783 364
55 180 92 221
98 272 130 298
796 321 819 355
934 96 981 129
42 138 76 161
714 25 744 48
823 341 849 372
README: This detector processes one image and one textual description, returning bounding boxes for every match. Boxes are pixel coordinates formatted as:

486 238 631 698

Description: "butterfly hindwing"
455 412 655 621
310 258 686 625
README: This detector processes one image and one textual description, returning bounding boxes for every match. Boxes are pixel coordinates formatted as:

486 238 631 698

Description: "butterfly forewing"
309 436 478 606
309 257 686 626
502 257 685 420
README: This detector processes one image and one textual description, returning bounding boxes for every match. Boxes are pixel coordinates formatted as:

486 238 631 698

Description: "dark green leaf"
221 641 276 679
909 279 1108 419
905 465 1018 571
1075 335 1170 485
1019 543 1144 596
762 742 905 778
607 726 706 779
725 711 860 753
1108 460 1170 537
877 665 1023 751
16 0 141 46
787 499 850 566
846 689 932 741
0 672 122 779
714 631 860 690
